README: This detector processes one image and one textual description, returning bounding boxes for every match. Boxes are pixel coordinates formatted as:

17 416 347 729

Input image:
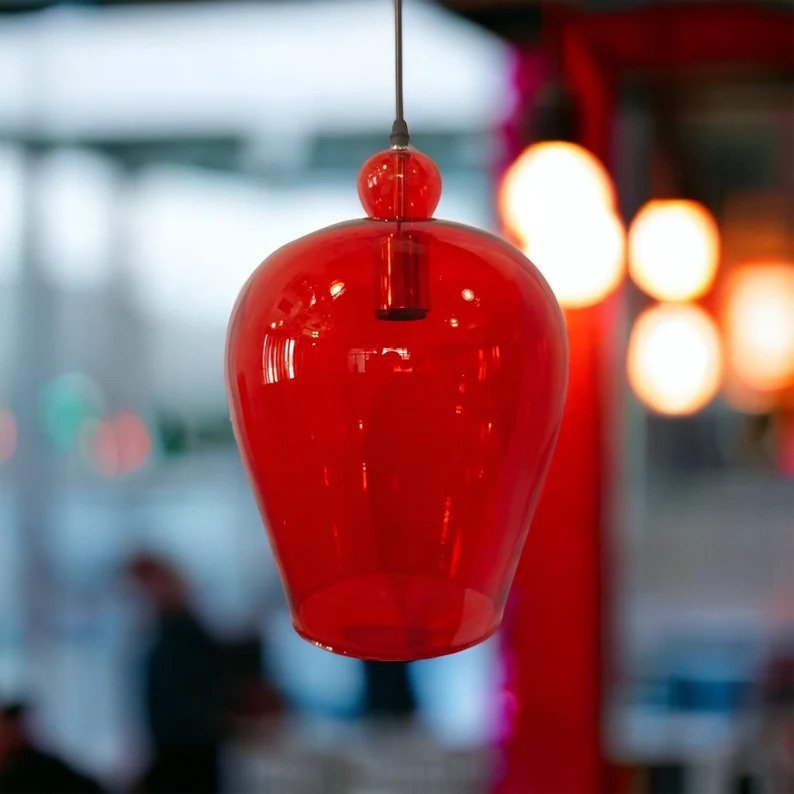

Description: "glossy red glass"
226 148 568 660
358 148 442 220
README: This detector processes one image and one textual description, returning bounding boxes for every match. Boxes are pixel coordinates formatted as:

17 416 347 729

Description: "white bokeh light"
628 199 720 302
628 303 723 416
499 141 625 308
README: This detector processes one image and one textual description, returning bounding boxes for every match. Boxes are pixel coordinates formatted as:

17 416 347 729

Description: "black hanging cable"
390 0 410 147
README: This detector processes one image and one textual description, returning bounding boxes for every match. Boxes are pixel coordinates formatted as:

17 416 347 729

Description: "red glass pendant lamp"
226 0 568 661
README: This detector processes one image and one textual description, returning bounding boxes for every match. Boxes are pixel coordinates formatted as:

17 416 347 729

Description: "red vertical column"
494 307 612 794
493 36 617 794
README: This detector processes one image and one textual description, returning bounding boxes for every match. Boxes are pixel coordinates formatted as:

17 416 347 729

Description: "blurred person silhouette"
128 554 226 794
0 701 104 793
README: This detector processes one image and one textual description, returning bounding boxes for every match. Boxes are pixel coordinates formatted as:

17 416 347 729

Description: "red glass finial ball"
358 147 442 220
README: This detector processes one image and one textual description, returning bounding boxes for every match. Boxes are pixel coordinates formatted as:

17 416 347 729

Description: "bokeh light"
39 373 105 453
499 142 616 236
116 412 152 474
521 208 626 309
723 263 794 395
88 411 152 477
628 199 720 302
628 304 723 416
498 141 625 308
0 408 18 464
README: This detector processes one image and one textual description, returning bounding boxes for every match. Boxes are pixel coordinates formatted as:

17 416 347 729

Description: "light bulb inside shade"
522 208 625 309
499 141 617 242
628 200 720 302
628 304 723 416
723 263 794 394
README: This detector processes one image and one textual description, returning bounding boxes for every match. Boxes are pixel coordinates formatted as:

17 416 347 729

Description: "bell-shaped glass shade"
226 148 567 660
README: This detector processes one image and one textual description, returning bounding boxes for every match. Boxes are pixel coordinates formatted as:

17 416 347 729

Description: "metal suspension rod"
390 0 410 147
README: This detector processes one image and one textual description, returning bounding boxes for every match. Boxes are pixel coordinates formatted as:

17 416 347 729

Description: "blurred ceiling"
2 1 791 43
0 1 507 142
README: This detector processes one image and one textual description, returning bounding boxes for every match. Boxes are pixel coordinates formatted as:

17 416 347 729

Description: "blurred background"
0 1 791 793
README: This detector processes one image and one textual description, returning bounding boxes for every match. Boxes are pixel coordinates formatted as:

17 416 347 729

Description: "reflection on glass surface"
262 336 296 385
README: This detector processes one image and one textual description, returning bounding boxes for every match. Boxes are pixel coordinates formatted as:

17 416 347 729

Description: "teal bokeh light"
39 373 104 453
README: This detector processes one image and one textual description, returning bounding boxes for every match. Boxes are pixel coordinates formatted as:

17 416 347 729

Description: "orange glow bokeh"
723 262 794 397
